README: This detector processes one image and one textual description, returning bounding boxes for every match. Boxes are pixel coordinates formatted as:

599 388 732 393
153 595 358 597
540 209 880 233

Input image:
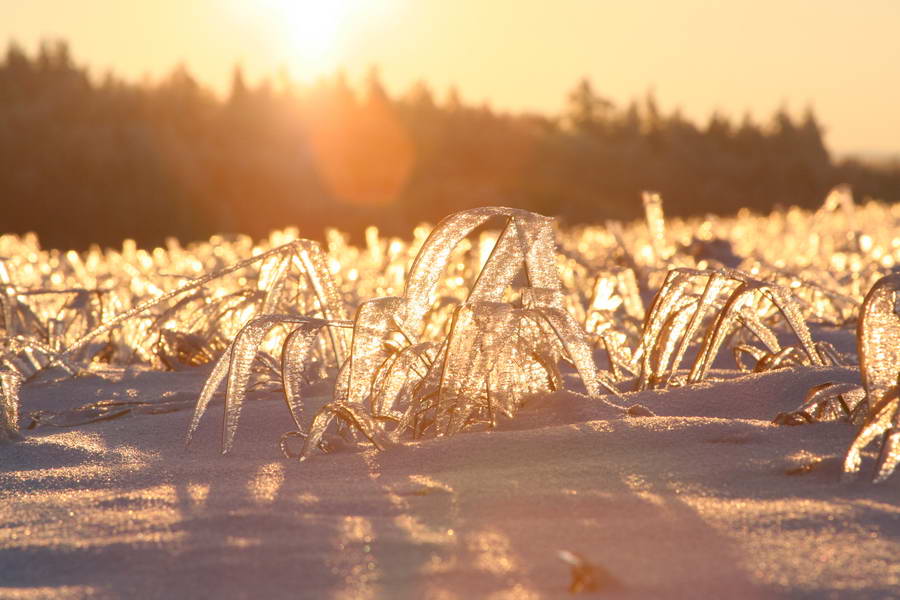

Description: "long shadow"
4 367 898 598
365 424 767 598
2 379 441 598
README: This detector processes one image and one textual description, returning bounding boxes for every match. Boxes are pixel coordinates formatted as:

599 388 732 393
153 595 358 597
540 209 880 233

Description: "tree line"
1 40 897 250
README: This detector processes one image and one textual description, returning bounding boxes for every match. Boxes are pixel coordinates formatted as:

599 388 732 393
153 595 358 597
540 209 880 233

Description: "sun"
256 0 362 80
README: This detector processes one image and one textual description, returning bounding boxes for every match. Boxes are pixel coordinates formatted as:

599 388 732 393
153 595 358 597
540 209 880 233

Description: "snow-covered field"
1 191 898 598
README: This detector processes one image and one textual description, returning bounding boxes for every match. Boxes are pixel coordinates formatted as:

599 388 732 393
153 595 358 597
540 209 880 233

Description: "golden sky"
4 0 900 156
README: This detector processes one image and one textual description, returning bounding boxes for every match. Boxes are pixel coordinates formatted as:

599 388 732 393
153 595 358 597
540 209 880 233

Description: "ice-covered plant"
776 273 900 482
634 267 826 391
843 273 900 481
0 369 23 443
187 207 626 459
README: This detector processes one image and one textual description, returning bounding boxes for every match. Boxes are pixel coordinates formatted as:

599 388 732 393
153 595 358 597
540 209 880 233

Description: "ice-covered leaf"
280 323 325 433
186 314 340 452
643 191 669 263
843 273 900 481
342 297 406 406
857 273 900 401
299 402 388 461
435 302 518 435
531 306 623 404
0 369 23 443
370 342 436 419
664 272 727 385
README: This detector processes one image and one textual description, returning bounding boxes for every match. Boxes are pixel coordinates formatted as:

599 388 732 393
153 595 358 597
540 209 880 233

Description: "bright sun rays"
248 0 368 81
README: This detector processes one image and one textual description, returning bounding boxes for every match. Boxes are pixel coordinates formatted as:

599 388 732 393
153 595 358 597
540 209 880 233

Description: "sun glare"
254 0 363 81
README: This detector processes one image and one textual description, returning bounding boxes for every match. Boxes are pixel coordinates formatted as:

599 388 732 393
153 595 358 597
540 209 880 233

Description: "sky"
3 0 900 156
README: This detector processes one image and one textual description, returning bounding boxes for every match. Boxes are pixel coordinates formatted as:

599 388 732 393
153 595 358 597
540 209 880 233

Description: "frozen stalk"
843 273 900 482
0 369 23 443
642 191 670 263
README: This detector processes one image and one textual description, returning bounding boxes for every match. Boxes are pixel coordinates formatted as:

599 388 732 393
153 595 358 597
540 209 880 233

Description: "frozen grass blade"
689 280 822 383
0 369 23 443
403 207 560 332
403 208 504 332
531 305 624 404
186 315 346 452
221 317 278 453
293 243 350 363
638 268 702 389
664 272 727 385
844 389 899 481
62 239 343 367
856 274 900 403
843 273 900 481
643 191 669 263
436 302 518 435
299 402 388 461
280 323 323 433
342 297 406 406
371 341 436 420
774 382 864 425
185 349 231 447
223 315 344 453
259 252 292 315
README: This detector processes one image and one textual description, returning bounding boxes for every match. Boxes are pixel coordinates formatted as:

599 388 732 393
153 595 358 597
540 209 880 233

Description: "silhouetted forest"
1 40 898 250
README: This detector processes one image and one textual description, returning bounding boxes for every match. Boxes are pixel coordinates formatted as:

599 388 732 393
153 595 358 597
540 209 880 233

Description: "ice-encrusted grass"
1 187 898 480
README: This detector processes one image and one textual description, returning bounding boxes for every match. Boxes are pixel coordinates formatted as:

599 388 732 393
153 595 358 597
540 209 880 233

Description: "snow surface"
2 363 898 599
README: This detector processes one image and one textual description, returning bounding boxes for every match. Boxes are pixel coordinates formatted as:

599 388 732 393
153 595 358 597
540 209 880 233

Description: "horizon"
5 0 900 157
2 37 898 164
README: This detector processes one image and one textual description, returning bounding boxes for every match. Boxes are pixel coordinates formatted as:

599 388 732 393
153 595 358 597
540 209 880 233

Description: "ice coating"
280 323 323 433
0 369 22 443
843 274 900 481
185 315 342 452
342 297 406 407
665 272 728 385
293 243 351 363
7 190 900 489
642 191 670 263
857 273 900 401
436 302 519 435
633 267 825 391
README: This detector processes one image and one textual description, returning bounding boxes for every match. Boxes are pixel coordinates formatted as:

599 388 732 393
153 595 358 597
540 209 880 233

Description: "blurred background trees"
1 40 897 249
